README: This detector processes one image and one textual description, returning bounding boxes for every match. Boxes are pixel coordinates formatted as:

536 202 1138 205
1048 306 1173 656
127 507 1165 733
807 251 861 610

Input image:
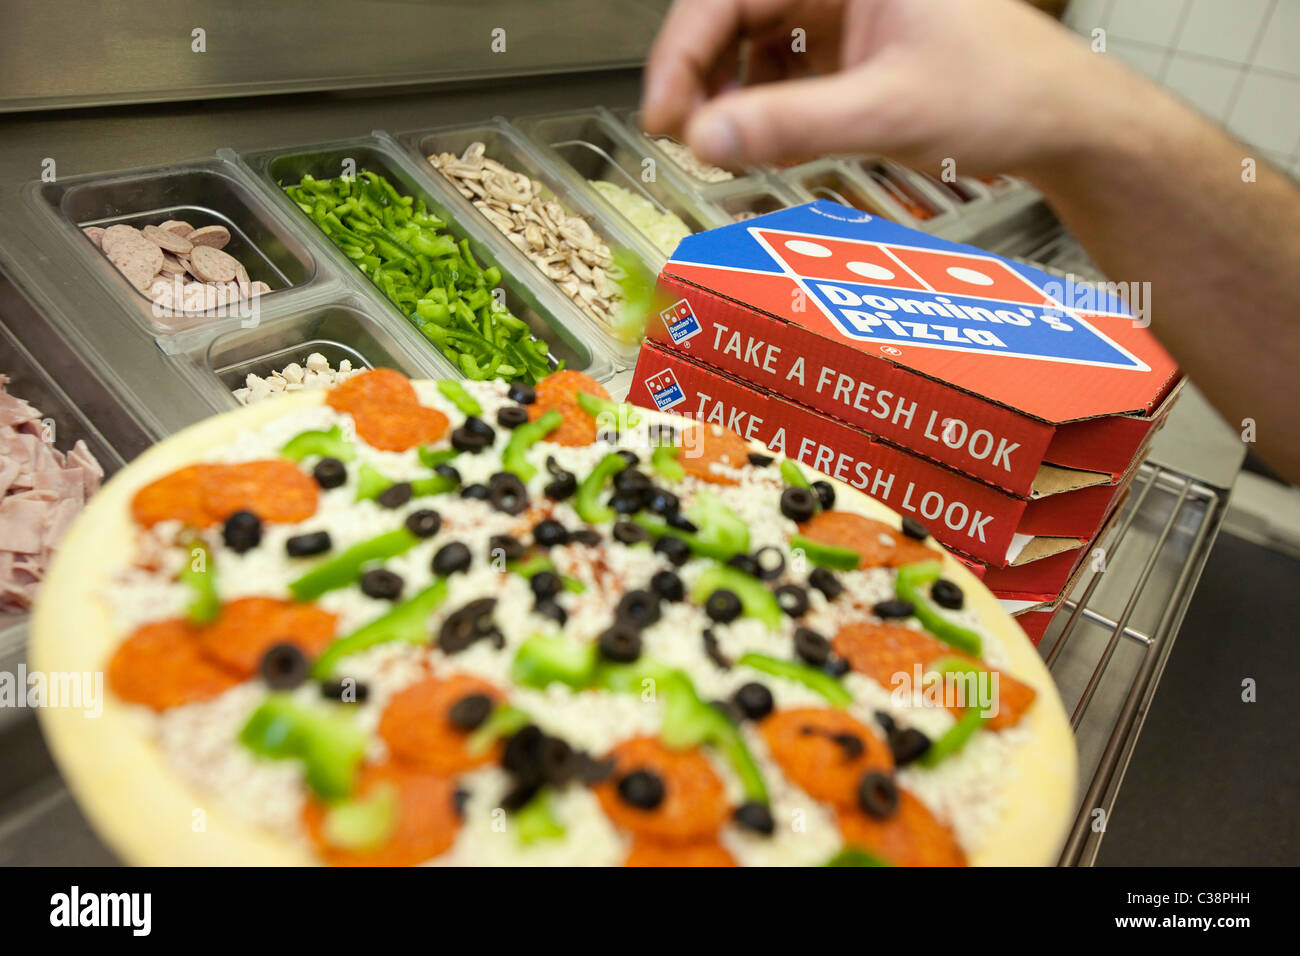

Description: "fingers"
682 69 883 167
642 0 795 137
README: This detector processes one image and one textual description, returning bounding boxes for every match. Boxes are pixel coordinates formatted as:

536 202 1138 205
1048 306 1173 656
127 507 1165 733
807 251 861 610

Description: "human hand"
641 0 1156 176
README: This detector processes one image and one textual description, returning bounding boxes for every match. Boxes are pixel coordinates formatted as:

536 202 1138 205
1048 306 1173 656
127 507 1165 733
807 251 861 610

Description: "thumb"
682 69 888 168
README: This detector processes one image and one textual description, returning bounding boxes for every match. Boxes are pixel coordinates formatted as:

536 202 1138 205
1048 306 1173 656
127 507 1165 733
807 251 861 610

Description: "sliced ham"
1 376 104 612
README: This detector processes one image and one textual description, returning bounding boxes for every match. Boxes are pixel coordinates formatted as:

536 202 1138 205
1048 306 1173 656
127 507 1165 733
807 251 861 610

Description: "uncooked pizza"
32 369 1075 866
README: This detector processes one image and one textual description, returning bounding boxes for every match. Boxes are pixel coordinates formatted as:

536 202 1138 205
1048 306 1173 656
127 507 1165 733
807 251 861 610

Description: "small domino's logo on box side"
645 368 686 410
662 298 702 344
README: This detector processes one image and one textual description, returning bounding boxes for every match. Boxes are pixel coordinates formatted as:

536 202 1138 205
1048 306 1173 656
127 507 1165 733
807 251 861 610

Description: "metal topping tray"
237 133 615 383
514 109 726 265
26 156 323 338
195 297 453 414
394 117 649 370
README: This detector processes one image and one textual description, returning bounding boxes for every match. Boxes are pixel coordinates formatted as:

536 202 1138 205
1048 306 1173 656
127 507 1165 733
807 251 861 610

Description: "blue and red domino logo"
660 298 702 344
750 228 1148 371
644 368 686 410
671 207 1148 372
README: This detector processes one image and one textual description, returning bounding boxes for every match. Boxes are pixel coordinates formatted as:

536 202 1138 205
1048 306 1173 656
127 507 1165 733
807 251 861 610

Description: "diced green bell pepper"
281 425 356 463
574 452 629 524
466 703 532 756
650 443 685 482
354 463 457 503
502 408 562 482
790 533 861 571
895 560 982 656
511 634 599 690
691 565 783 629
311 579 449 679
738 652 853 708
917 656 988 766
515 789 566 845
289 527 419 601
825 846 892 867
575 391 641 430
435 379 482 416
322 782 399 850
180 539 220 626
239 694 368 801
779 457 812 490
686 490 750 557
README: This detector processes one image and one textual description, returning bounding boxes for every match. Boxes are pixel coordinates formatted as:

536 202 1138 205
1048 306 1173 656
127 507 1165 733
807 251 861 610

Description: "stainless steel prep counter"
0 66 1244 866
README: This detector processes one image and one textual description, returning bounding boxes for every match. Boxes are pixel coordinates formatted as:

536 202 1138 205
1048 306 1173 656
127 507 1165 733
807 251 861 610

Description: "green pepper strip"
506 556 585 593
515 788 566 845
630 514 742 562
502 408 562 482
895 560 983 656
574 452 629 524
596 660 769 803
239 694 368 801
280 425 356 463
289 527 419 602
180 539 220 625
575 391 642 429
825 846 892 867
918 657 989 767
511 634 600 690
686 490 750 556
355 462 457 503
691 565 783 629
650 443 685 482
466 703 532 756
417 446 460 469
790 533 861 571
322 783 399 851
435 379 483 417
779 457 812 490
311 579 449 679
738 652 853 708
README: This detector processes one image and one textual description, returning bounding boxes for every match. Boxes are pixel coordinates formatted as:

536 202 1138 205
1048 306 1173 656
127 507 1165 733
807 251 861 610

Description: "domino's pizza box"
645 201 1180 497
630 341 1129 570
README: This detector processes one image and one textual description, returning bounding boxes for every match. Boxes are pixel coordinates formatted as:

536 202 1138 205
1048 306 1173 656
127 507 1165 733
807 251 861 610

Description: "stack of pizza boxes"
628 202 1181 645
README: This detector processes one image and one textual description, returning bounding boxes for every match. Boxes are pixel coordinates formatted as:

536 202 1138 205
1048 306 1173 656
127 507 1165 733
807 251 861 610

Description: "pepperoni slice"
679 423 751 485
130 465 208 528
195 597 338 679
625 839 737 867
836 791 967 867
107 618 239 711
831 621 1034 731
302 762 460 866
326 368 449 452
378 675 504 774
797 511 935 568
527 370 610 447
593 736 730 843
328 367 419 411
131 461 319 529
351 404 449 453
200 461 320 525
759 709 893 807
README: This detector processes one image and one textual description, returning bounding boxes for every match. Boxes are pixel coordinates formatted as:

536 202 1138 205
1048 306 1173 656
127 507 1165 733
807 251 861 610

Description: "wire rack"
1041 462 1228 866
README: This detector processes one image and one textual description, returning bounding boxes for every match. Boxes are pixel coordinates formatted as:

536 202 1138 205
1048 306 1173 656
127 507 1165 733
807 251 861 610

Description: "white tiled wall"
1064 0 1300 177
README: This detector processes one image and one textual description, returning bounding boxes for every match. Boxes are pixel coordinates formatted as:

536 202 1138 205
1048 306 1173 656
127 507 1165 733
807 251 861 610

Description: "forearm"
1021 74 1300 481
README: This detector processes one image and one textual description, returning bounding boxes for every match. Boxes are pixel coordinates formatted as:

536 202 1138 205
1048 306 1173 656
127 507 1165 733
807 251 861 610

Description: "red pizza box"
645 201 1180 498
630 341 1132 570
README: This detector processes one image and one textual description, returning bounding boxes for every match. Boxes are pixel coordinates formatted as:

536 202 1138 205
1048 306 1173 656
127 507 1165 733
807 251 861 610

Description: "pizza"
32 369 1075 866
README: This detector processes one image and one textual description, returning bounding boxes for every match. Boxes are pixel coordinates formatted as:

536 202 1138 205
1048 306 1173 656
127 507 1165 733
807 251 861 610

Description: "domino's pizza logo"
747 228 1149 372
645 368 686 410
661 298 702 344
